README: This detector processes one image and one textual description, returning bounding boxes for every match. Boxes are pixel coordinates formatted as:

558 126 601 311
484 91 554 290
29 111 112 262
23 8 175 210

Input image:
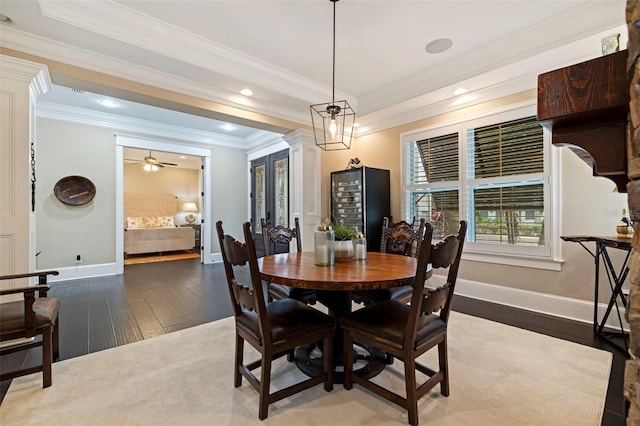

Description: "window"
403 105 557 268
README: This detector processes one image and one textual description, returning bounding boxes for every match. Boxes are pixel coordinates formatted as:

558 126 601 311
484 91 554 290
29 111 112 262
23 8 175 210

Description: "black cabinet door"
331 167 390 251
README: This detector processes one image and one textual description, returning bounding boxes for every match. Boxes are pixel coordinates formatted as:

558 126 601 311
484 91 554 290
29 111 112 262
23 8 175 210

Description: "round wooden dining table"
258 251 419 382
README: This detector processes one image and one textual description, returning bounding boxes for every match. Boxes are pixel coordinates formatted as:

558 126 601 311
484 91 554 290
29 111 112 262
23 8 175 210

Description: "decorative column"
283 129 322 251
0 55 51 285
625 0 640 423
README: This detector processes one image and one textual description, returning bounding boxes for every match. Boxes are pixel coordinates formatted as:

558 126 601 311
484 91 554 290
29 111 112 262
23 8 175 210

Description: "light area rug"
0 312 611 425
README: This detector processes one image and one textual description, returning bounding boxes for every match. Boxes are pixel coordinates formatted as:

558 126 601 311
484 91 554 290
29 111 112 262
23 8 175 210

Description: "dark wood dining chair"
261 217 317 305
0 270 60 388
352 217 426 306
216 221 335 420
342 221 466 426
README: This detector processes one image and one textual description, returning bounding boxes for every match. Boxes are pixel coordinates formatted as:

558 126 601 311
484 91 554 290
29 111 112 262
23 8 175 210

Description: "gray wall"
36 119 116 268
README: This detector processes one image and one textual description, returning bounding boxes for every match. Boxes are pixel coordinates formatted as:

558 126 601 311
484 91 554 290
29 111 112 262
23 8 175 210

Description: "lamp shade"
182 202 198 224
181 202 198 212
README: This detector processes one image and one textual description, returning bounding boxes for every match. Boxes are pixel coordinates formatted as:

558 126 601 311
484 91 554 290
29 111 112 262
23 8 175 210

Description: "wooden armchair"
261 218 317 305
353 217 426 306
216 221 334 420
0 270 60 388
342 221 466 425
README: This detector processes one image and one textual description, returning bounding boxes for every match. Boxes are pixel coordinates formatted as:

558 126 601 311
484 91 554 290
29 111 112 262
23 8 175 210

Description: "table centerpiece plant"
332 220 359 262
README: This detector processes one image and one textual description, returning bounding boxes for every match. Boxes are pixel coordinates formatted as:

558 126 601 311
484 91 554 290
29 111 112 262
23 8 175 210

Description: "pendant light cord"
332 0 336 106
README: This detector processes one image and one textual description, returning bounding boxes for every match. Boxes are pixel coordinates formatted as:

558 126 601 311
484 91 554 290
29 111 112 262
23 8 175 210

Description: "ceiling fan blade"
159 162 178 166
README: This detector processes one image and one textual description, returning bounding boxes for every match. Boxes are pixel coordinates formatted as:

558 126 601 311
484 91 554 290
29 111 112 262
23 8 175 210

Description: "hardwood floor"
0 258 628 425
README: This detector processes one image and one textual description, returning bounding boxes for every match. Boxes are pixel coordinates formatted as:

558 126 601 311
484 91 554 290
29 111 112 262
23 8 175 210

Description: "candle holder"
352 236 367 260
314 218 335 266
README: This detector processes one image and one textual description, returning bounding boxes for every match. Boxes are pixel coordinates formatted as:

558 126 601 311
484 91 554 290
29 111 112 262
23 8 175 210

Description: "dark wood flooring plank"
127 299 165 339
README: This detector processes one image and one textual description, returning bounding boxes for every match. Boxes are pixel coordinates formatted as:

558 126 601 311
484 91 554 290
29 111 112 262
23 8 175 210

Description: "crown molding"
359 1 625 114
36 101 261 148
38 0 356 107
355 22 627 136
1 27 311 128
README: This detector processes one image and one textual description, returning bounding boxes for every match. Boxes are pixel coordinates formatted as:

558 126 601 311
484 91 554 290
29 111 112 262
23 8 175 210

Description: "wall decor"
30 142 36 212
53 175 96 206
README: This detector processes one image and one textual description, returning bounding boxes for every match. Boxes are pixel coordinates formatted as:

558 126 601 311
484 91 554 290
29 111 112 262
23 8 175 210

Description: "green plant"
332 220 359 241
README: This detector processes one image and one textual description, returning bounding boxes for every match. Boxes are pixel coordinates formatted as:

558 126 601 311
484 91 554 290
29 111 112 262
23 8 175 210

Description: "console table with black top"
561 235 631 353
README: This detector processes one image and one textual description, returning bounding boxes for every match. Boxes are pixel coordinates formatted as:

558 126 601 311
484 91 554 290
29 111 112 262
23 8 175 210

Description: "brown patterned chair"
352 217 426 306
261 218 317 305
342 221 466 425
216 221 334 420
0 270 60 388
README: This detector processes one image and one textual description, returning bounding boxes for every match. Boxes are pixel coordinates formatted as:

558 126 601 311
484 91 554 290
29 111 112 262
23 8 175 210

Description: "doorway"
115 135 213 275
250 148 289 256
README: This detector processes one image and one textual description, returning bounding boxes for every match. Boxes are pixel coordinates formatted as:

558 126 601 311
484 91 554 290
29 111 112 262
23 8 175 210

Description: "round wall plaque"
53 176 96 206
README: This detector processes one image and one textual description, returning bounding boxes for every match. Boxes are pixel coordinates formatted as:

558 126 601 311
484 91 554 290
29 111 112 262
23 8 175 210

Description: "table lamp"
182 202 199 224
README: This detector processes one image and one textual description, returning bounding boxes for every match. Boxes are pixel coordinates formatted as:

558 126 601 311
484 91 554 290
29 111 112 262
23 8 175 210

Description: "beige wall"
124 163 199 225
321 90 629 304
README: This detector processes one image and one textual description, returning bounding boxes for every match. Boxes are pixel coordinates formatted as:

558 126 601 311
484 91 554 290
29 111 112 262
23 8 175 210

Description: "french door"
250 149 289 256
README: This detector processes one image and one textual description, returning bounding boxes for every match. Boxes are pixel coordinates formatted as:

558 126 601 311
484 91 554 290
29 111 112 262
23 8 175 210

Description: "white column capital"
283 129 317 149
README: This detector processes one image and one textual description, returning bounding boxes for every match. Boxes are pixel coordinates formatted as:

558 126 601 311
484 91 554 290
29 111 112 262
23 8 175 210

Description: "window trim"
400 101 562 270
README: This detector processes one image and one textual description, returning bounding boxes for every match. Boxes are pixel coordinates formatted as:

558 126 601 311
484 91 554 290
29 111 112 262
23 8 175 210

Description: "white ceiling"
0 0 629 149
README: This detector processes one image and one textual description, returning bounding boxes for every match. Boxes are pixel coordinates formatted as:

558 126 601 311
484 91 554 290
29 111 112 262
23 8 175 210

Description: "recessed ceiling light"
240 88 253 96
352 122 361 128
425 38 453 54
179 155 186 159
453 87 467 96
0 14 12 23
220 124 236 131
97 99 118 108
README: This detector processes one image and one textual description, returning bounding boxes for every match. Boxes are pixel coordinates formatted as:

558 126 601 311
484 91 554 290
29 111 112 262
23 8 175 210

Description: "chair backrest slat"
380 217 424 258
421 283 451 315
429 235 459 269
232 279 257 312
426 221 467 323
261 217 301 255
222 234 249 266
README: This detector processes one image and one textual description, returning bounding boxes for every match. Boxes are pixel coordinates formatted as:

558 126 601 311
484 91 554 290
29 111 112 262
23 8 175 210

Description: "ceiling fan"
125 150 178 171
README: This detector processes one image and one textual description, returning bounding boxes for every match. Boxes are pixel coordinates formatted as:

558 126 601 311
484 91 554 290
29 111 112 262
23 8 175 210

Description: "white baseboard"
455 277 629 332
45 256 629 333
43 263 120 282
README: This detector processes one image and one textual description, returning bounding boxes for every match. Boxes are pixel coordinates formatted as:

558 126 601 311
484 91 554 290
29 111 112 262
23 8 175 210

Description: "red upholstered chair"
216 221 334 420
261 218 317 305
0 270 60 388
342 221 466 426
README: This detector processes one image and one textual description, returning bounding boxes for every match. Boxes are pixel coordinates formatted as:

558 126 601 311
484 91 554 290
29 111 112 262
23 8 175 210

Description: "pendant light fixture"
310 0 356 151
